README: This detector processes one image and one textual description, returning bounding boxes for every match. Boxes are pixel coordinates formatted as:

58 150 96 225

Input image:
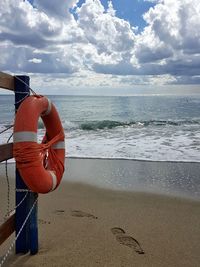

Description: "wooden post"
0 213 15 246
15 76 38 254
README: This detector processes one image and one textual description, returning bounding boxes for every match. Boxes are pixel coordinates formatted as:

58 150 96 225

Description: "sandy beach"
0 162 200 267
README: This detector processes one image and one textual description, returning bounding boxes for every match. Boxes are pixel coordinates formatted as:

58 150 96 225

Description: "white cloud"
28 58 42 63
0 0 63 48
0 0 200 92
107 1 116 16
134 0 200 77
100 0 200 77
134 27 173 63
76 0 135 55
34 0 78 20
146 0 200 54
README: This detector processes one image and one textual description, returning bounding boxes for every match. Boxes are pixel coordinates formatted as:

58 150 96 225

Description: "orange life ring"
13 95 65 193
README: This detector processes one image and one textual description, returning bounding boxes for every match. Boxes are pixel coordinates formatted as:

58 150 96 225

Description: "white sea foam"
65 125 200 162
1 122 200 162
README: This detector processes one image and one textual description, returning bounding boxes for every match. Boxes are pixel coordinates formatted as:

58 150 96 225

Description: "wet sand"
0 162 200 266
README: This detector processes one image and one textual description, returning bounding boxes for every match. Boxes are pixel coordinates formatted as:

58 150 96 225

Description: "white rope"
16 189 32 192
4 133 14 218
4 189 33 220
4 191 29 220
14 94 30 106
5 160 10 218
14 75 38 106
14 76 37 95
0 196 38 267
13 91 30 94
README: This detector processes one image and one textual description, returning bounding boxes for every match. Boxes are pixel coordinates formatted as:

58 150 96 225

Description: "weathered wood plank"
0 72 14 91
0 213 15 246
0 143 13 162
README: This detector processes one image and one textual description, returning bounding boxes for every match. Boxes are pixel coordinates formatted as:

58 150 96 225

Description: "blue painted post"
29 192 38 255
14 75 38 254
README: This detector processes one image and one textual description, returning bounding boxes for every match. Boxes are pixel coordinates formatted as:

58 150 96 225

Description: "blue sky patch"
70 0 155 31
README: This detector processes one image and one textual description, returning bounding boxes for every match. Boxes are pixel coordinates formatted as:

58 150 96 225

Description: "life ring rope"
13 131 64 168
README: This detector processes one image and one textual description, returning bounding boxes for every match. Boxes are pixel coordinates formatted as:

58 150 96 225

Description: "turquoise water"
1 94 200 161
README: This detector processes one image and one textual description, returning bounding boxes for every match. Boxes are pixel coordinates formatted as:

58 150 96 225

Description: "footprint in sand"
111 227 126 235
111 227 145 255
71 210 98 219
38 219 51 225
54 209 65 214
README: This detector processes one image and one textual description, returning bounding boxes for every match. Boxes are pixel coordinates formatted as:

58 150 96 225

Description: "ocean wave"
2 118 200 132
38 120 79 130
79 119 200 131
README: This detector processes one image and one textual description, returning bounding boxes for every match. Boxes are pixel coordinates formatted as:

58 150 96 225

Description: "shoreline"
68 156 200 164
2 154 200 164
1 158 200 201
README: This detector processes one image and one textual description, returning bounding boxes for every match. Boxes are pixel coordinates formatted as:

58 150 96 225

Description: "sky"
0 0 200 95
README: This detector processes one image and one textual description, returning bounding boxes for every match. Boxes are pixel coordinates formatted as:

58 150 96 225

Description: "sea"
0 94 200 199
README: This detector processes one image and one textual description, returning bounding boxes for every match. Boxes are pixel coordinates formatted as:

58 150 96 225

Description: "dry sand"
0 163 200 267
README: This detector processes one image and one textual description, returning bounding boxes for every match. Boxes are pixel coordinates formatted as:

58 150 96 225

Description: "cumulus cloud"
143 0 200 54
107 0 116 16
134 27 173 63
34 0 78 20
76 0 135 54
0 0 199 89
144 0 200 77
0 42 79 74
98 0 200 78
0 0 63 48
0 0 136 75
0 0 85 49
